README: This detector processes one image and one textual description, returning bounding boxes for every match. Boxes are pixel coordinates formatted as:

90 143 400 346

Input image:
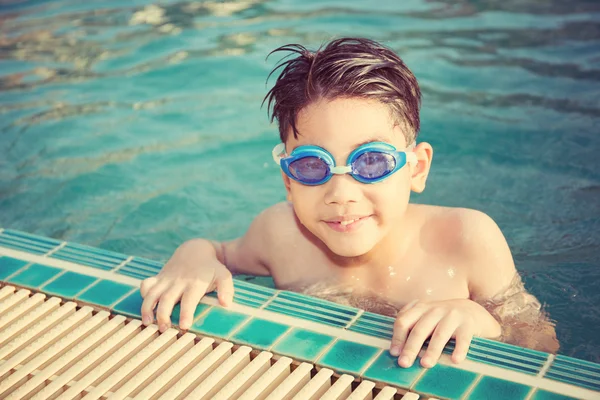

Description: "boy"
140 37 558 369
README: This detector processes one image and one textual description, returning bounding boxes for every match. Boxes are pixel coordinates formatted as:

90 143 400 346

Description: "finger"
178 284 208 330
140 281 168 326
140 276 158 298
421 316 458 368
399 311 443 368
155 288 183 332
399 299 419 313
451 326 473 364
215 270 235 307
390 304 426 356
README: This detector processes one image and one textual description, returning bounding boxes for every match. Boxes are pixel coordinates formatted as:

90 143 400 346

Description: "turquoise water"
1 0 599 362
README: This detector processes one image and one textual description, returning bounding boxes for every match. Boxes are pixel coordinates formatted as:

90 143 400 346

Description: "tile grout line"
406 359 430 391
1 261 35 283
108 286 139 309
537 354 555 378
344 309 364 330
224 314 255 341
187 303 214 328
313 336 341 367
523 386 539 400
357 348 384 376
459 374 483 400
71 278 103 300
38 269 69 291
44 241 67 257
267 326 295 353
258 290 281 310
112 256 134 274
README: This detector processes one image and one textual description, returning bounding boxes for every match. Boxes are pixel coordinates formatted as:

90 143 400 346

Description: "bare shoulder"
224 202 297 276
415 205 517 299
256 201 297 240
245 201 305 263
452 207 517 299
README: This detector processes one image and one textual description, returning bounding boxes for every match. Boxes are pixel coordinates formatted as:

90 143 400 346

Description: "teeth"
340 219 356 226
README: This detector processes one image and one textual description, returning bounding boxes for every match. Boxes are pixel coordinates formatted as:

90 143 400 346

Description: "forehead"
290 97 408 153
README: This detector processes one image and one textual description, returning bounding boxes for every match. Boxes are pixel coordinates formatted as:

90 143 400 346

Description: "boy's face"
282 97 427 258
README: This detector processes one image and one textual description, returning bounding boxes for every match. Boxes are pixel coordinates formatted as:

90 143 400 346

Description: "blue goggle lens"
288 151 397 184
289 157 329 184
353 151 396 179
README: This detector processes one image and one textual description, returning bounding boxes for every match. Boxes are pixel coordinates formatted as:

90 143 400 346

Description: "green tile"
0 256 29 279
230 317 290 350
272 327 335 362
7 263 62 288
171 302 211 327
530 389 578 400
40 271 98 298
317 339 380 375
363 351 425 388
413 363 478 399
190 307 249 338
77 280 135 307
467 376 531 400
113 289 144 318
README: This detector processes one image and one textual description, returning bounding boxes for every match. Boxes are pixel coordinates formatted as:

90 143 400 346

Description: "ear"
410 142 433 193
281 171 293 201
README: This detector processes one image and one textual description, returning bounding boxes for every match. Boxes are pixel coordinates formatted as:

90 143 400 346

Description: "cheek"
367 178 411 215
289 185 320 218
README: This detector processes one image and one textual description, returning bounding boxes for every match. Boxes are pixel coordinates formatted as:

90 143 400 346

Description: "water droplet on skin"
387 265 397 277
447 268 455 278
406 276 411 281
426 288 433 295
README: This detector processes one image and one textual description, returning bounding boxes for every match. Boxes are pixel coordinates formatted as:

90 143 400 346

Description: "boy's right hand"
140 240 234 332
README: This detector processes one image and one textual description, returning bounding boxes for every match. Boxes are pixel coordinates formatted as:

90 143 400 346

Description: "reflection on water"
0 0 599 362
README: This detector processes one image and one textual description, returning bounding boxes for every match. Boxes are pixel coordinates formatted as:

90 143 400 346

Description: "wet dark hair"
263 37 421 145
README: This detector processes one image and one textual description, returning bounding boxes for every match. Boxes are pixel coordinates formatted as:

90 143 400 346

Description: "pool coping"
1 227 598 399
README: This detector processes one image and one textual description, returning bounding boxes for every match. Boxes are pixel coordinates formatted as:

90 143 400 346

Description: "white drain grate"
0 286 429 400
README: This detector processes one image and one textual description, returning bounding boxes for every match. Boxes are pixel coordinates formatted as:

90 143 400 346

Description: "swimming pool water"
0 0 599 362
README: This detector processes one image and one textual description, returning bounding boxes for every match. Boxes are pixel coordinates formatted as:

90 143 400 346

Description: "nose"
323 173 363 205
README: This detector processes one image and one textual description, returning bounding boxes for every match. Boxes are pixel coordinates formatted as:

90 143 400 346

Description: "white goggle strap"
405 152 418 165
272 143 286 164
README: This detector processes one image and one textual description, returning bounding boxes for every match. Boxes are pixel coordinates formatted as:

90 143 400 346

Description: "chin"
326 238 377 258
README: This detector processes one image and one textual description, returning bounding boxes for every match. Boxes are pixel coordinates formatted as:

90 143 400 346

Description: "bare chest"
268 244 470 315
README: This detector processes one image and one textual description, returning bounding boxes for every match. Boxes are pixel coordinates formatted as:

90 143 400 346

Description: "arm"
465 210 559 353
140 207 276 332
391 209 558 369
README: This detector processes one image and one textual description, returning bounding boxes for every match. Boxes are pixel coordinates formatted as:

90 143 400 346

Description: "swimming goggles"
272 142 417 185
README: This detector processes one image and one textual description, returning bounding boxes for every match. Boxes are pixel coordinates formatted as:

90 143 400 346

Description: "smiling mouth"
325 215 371 232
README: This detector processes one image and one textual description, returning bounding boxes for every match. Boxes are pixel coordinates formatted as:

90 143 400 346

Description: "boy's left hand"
390 299 501 368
